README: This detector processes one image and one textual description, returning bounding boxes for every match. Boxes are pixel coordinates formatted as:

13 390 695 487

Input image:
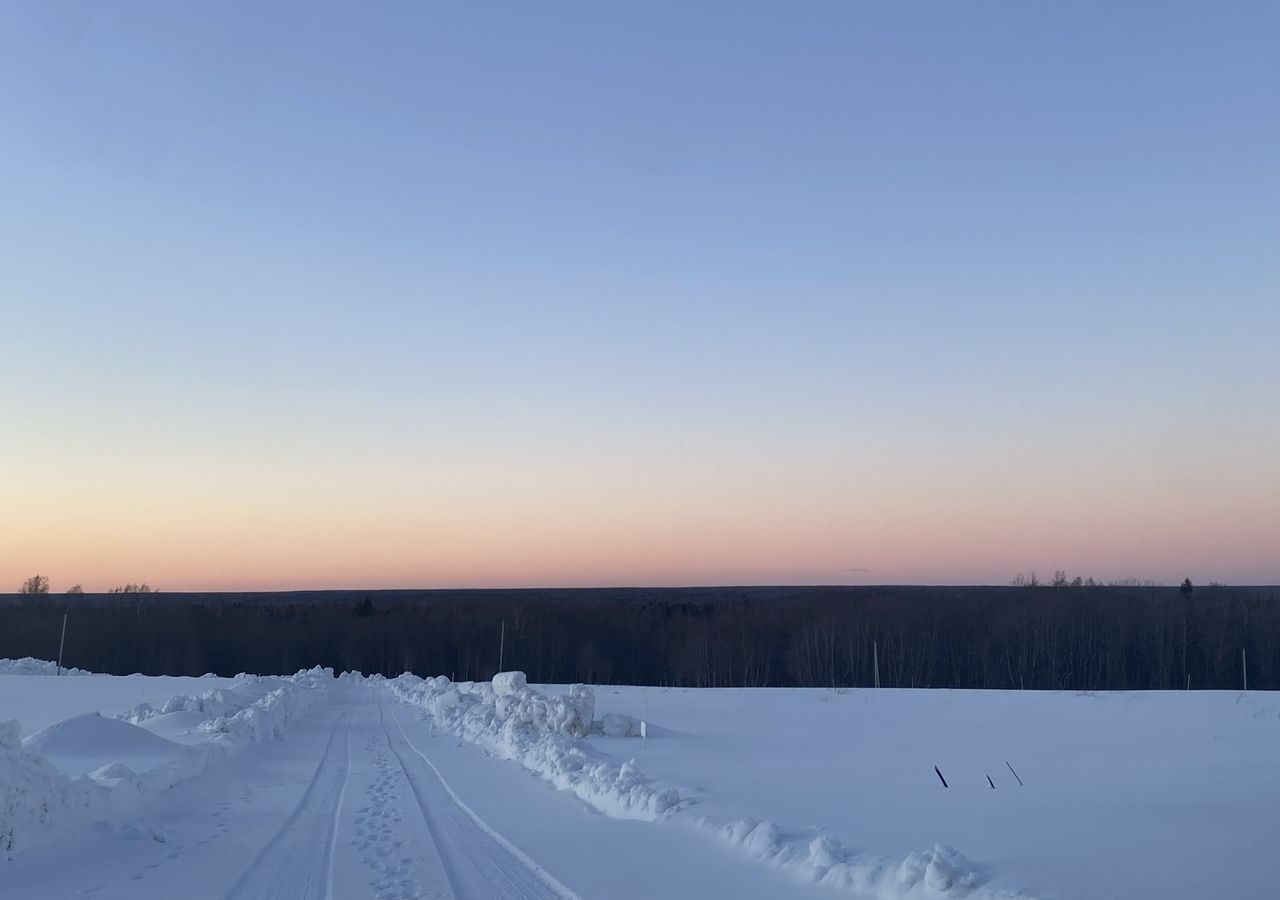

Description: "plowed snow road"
3 685 813 900
217 688 576 900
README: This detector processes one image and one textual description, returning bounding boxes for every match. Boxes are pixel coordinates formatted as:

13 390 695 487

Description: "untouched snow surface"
575 685 1280 900
2 660 1278 899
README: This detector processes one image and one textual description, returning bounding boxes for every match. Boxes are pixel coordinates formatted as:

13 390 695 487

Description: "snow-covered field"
580 685 1280 900
2 660 1277 899
2 671 238 739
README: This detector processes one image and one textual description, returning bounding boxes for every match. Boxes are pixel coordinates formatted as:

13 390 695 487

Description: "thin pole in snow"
1242 648 1248 692
987 775 996 789
498 620 505 674
934 766 949 788
873 640 881 689
1186 673 1191 691
1005 761 1024 786
57 612 68 676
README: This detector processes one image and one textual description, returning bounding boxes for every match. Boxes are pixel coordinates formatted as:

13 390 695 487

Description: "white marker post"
57 612 68 676
641 686 648 742
873 640 881 689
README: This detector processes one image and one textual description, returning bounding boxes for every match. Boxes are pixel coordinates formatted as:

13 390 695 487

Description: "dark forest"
2 585 1276 691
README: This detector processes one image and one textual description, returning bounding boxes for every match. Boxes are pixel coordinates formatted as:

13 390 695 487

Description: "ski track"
220 710 352 900
376 696 577 900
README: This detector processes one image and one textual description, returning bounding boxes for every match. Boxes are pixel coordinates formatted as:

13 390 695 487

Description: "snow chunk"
598 713 642 737
493 671 527 696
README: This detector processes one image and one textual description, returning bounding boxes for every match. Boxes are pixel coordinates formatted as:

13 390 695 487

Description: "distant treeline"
1 585 1277 691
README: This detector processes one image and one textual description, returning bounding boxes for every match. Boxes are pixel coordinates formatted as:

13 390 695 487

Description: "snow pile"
97 670 331 804
715 818 1012 898
197 679 322 742
387 672 682 819
118 668 330 745
0 658 91 676
117 687 256 724
1 667 332 860
0 720 106 858
23 713 184 776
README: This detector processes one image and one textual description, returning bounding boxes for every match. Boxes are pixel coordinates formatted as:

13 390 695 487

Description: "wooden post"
873 640 881 689
57 612 68 676
1242 648 1248 692
498 620 505 674
934 766 949 788
1005 761 1024 786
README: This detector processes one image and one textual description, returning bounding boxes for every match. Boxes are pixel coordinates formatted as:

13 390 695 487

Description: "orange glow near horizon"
5 440 1277 591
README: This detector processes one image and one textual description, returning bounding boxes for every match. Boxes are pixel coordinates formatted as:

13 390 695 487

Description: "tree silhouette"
18 575 49 594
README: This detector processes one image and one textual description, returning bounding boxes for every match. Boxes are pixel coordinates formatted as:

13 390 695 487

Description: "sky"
2 2 1278 591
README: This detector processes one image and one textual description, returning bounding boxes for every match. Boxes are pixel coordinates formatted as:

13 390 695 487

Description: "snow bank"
1 667 332 860
385 675 1035 900
0 720 106 857
118 669 330 742
713 818 1018 898
117 687 256 724
196 678 324 743
387 672 682 820
0 658 91 676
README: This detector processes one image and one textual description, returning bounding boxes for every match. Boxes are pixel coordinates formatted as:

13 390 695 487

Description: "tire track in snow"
376 698 582 900
220 709 352 900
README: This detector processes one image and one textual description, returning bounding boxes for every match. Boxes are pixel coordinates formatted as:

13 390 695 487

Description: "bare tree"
66 584 84 595
18 574 50 594
108 583 154 594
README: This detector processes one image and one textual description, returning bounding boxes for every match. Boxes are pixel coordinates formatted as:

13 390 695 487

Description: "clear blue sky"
2 2 1277 589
